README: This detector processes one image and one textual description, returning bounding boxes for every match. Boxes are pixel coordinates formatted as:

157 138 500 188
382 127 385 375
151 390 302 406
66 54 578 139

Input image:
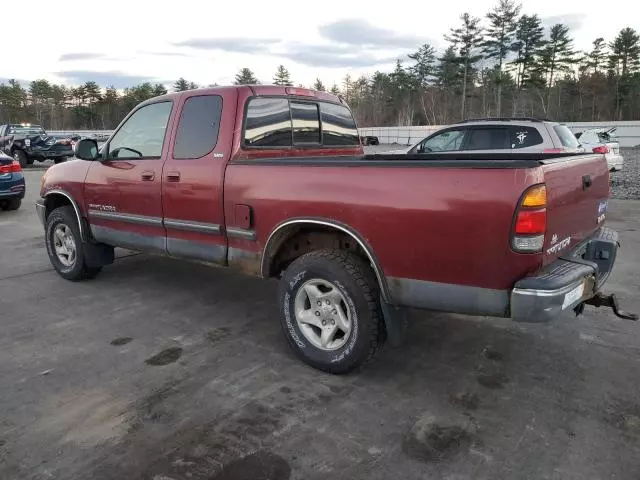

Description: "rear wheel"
2 198 21 211
13 150 28 168
45 206 102 281
278 249 385 374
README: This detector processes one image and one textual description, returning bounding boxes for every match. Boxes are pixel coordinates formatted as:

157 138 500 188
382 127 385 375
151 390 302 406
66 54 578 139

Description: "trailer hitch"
575 292 639 321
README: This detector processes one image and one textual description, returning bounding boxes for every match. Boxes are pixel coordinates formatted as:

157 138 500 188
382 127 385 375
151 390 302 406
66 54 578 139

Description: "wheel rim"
294 279 352 351
52 224 77 267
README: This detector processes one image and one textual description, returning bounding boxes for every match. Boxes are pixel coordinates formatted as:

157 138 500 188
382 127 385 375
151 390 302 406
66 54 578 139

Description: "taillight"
512 184 546 253
0 160 21 174
592 145 610 154
285 87 315 97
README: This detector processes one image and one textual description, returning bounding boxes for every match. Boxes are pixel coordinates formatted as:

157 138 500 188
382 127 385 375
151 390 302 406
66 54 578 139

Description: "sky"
2 0 634 90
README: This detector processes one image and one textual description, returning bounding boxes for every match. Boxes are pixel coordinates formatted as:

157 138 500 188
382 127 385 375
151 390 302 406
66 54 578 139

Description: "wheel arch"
43 190 87 242
261 217 391 302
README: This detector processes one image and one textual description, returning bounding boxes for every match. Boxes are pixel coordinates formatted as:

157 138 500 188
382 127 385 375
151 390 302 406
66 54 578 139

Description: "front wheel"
45 206 102 281
278 249 385 374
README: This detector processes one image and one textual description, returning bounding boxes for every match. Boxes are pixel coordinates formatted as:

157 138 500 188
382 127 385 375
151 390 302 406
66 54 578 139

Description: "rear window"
243 98 359 148
320 103 359 146
173 95 222 159
510 126 544 149
244 98 292 147
291 102 320 144
553 125 580 148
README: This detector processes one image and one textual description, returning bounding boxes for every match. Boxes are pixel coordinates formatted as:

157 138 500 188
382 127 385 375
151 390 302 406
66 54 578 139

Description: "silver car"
575 127 623 172
389 118 584 155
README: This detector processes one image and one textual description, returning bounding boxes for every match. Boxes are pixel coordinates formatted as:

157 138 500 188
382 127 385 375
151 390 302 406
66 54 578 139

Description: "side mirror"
74 138 99 161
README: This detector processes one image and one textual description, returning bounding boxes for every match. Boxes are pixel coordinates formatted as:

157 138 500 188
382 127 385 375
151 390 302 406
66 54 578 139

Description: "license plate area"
562 282 585 310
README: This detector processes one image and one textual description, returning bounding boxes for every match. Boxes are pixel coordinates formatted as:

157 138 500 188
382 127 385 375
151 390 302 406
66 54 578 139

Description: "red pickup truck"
35 85 635 374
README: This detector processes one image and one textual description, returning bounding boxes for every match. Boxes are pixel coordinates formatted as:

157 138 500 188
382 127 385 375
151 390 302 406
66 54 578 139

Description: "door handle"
166 171 181 182
141 171 155 181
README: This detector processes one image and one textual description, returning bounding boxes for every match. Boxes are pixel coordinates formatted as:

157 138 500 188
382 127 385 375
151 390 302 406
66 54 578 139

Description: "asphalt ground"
1 168 639 480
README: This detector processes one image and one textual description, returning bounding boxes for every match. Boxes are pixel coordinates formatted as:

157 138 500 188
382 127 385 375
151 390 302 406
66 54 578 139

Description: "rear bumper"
0 177 26 200
607 154 624 171
511 227 619 322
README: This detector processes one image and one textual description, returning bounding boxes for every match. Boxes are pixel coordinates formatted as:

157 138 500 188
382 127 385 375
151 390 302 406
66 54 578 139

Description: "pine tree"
313 78 326 91
329 83 340 95
408 43 437 87
153 84 168 96
538 24 576 110
588 38 607 74
512 14 545 88
482 0 521 114
234 68 259 85
446 13 483 119
273 65 293 86
173 78 190 92
609 28 640 76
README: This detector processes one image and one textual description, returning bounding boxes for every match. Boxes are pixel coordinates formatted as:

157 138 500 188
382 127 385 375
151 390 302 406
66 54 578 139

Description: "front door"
84 100 175 253
161 91 235 264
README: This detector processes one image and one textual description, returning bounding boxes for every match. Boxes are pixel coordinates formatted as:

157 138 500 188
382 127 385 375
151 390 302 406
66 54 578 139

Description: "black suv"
0 123 74 167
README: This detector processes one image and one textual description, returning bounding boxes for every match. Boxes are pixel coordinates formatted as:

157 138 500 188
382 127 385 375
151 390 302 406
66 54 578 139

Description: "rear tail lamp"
592 145 610 154
0 160 21 174
512 184 546 253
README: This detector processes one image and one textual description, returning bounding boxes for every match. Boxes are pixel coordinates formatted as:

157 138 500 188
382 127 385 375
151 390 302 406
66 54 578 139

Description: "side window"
173 95 222 159
464 128 510 150
320 102 359 146
291 102 320 144
421 129 466 152
0 125 5 136
510 126 544 149
107 101 172 159
244 98 292 147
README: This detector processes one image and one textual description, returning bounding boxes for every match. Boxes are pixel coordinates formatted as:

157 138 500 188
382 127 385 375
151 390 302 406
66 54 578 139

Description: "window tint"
244 98 292 147
464 128 510 150
553 125 580 148
107 101 172 159
320 103 359 145
421 129 466 152
173 95 222 159
510 126 544 149
291 102 320 144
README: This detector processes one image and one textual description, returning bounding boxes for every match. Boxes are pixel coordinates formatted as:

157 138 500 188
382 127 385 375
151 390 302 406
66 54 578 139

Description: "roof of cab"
142 84 343 106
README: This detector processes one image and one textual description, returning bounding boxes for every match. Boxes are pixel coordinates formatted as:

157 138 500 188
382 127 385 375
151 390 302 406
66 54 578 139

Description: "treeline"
1 0 639 130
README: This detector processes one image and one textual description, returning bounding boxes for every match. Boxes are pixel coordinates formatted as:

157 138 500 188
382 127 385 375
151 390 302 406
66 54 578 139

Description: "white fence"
51 121 640 148
359 121 640 148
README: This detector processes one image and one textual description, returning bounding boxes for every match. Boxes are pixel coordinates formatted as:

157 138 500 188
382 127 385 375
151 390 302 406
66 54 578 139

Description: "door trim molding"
164 218 222 234
88 209 163 227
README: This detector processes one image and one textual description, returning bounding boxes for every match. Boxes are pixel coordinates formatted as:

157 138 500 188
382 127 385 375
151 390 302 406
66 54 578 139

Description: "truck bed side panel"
223 159 543 315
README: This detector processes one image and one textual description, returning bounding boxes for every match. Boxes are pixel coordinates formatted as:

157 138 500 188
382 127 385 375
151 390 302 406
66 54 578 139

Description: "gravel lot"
2 168 640 480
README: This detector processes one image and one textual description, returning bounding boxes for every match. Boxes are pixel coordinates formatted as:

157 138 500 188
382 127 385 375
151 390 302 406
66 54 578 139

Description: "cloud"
58 52 107 62
173 37 280 53
56 70 158 88
277 44 400 68
139 51 193 58
541 14 586 33
318 19 430 48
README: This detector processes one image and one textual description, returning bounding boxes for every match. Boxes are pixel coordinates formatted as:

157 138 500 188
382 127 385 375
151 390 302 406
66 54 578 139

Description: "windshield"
8 125 46 135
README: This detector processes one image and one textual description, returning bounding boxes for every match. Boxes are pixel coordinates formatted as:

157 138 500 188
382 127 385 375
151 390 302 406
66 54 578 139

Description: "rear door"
161 90 236 265
541 154 610 264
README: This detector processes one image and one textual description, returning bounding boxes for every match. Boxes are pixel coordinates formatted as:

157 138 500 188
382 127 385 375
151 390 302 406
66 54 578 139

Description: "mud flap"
380 300 408 347
83 242 115 268
575 292 638 321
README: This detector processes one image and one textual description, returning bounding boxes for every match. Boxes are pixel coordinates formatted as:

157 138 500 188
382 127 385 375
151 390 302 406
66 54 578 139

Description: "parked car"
575 127 623 172
387 118 584 155
35 86 635 374
0 123 74 167
0 153 25 210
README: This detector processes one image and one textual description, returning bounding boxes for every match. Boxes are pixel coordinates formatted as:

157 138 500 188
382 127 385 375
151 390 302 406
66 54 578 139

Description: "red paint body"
40 85 610 307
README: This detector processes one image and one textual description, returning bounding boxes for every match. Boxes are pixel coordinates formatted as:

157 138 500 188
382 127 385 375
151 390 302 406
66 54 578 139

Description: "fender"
261 217 391 303
43 189 88 242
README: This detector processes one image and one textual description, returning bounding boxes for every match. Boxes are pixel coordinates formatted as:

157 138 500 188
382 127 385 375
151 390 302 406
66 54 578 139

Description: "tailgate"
541 154 610 265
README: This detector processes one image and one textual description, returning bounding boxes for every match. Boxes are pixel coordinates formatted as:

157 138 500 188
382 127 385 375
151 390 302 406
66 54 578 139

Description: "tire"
54 157 67 165
278 249 385 374
2 198 21 211
45 205 102 281
13 150 28 168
